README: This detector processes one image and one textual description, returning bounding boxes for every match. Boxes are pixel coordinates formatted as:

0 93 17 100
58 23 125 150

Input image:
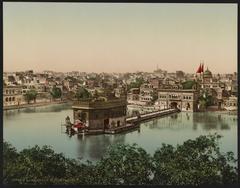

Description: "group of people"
65 116 87 132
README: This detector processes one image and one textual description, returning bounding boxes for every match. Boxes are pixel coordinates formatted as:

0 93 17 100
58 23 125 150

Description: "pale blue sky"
3 3 237 73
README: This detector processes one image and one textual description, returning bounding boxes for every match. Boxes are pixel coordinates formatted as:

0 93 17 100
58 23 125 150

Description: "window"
6 90 8 94
12 97 15 101
6 97 8 102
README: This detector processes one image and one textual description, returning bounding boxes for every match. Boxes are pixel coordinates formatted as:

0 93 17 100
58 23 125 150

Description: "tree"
3 134 238 185
50 86 62 100
152 134 238 185
3 142 20 184
94 144 153 185
75 87 91 100
24 89 38 104
182 80 198 89
127 77 145 91
198 90 214 110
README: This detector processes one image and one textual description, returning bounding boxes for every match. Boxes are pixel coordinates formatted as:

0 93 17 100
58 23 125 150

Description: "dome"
203 68 212 78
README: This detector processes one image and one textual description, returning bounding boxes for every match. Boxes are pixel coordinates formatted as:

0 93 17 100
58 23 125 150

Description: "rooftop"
72 96 127 110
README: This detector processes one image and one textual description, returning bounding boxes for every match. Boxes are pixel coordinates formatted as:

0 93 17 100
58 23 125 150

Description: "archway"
186 103 190 110
117 120 120 127
78 112 87 123
170 102 178 109
104 119 109 130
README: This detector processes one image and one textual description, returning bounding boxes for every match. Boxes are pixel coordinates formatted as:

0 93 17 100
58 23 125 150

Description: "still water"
3 103 238 162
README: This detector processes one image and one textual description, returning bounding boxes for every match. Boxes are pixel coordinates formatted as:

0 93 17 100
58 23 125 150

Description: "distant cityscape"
3 65 237 113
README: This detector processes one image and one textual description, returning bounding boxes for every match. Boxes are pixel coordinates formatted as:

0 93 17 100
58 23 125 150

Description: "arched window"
9 97 12 102
6 97 8 102
12 97 15 101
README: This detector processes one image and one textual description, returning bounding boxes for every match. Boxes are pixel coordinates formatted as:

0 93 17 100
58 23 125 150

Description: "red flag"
201 63 204 73
196 64 202 73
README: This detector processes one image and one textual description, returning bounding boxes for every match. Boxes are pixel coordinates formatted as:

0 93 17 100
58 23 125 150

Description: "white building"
157 89 199 112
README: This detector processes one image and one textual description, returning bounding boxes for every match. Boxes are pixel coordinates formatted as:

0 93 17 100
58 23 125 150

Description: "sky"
3 3 237 74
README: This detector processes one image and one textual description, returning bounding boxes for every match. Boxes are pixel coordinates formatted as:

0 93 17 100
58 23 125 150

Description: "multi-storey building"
3 86 23 106
72 96 127 130
157 89 199 112
223 96 237 111
139 83 154 105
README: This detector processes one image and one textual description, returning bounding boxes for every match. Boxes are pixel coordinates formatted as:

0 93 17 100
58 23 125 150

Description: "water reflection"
146 112 234 131
192 112 232 131
3 104 237 161
76 134 126 161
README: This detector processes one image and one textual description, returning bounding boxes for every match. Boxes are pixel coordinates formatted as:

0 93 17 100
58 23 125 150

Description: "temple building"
156 89 199 112
201 68 225 90
72 94 127 130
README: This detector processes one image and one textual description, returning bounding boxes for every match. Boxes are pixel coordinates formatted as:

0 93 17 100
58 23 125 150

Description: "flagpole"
202 61 204 88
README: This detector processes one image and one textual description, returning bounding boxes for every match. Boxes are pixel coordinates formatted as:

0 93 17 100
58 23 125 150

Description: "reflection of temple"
76 134 126 161
72 96 127 130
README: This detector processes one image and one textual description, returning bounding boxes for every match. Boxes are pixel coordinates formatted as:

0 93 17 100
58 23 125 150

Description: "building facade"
223 96 237 111
3 86 23 106
72 96 127 130
156 89 199 112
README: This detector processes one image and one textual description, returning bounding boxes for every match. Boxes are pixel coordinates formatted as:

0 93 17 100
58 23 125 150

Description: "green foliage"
199 90 214 110
65 76 77 83
3 142 20 184
151 92 158 103
3 134 238 185
24 89 38 104
152 134 238 185
182 80 197 89
50 86 62 99
75 87 91 100
127 77 145 91
95 144 153 185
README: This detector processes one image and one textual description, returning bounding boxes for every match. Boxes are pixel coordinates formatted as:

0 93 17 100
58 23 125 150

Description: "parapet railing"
126 108 172 118
72 98 127 109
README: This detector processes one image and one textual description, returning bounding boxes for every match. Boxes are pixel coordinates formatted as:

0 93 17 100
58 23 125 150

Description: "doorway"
104 119 109 130
170 102 178 109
